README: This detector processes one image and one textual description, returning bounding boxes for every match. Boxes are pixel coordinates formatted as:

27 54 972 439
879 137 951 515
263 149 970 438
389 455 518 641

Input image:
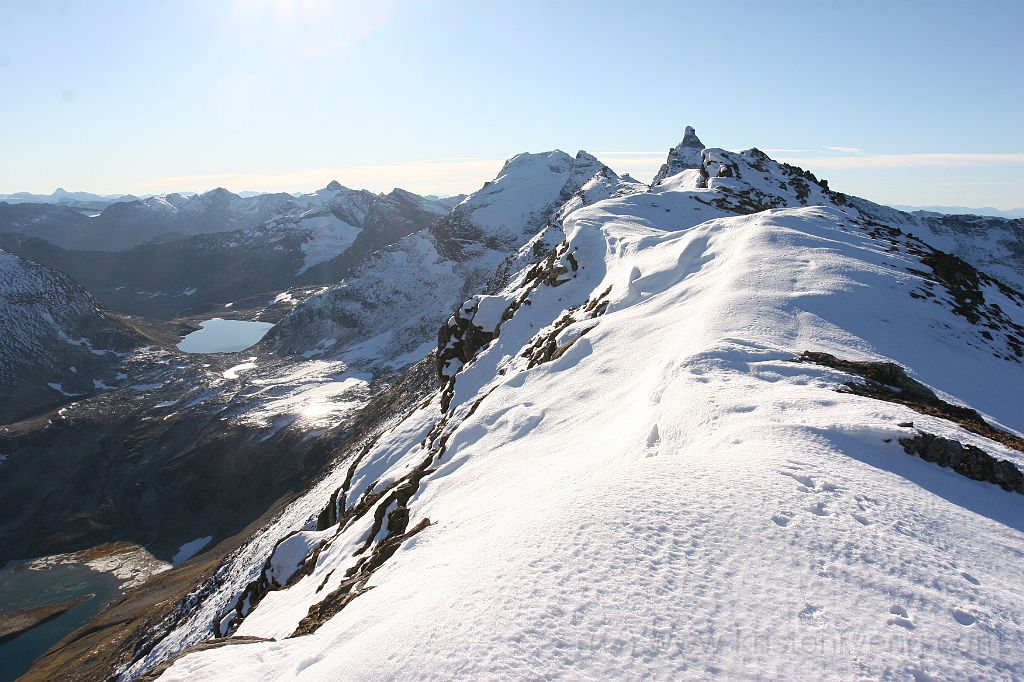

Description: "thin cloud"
594 150 672 156
824 146 864 154
777 152 1024 170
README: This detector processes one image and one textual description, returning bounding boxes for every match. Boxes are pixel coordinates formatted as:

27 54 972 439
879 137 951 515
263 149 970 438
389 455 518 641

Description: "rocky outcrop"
652 126 705 185
899 432 1024 493
910 250 1024 361
795 351 1024 452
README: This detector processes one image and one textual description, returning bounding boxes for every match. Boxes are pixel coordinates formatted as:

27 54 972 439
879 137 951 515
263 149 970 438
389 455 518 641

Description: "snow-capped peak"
570 149 606 178
188 187 240 206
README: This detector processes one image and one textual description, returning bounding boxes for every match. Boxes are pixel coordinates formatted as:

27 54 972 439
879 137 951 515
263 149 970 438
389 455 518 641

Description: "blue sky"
2 0 1022 208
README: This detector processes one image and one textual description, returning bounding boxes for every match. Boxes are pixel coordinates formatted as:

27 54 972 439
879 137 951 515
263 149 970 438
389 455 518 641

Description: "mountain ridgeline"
0 185 461 318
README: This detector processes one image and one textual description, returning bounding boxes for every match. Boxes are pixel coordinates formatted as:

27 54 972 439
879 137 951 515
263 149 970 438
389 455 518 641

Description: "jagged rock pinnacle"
652 126 706 186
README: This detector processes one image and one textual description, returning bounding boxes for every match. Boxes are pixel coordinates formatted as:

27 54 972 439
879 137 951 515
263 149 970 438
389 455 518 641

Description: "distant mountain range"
890 204 1024 219
0 185 461 318
0 188 138 206
0 185 463 252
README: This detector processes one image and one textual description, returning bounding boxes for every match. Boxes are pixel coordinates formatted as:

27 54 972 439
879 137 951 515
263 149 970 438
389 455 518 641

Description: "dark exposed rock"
898 432 1024 494
910 245 1024 361
285 456 438 638
436 307 497 379
794 351 1024 452
850 218 1024 362
652 126 706 186
522 285 612 369
436 241 581 411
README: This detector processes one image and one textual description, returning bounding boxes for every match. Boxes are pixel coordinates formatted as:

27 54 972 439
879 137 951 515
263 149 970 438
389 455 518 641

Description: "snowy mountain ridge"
0 185 459 319
261 148 639 367
0 183 457 255
116 128 1024 681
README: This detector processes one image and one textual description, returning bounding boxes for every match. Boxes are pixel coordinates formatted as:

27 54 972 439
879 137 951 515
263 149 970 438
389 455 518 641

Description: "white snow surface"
172 536 213 566
154 157 1024 680
222 359 258 380
293 214 362 275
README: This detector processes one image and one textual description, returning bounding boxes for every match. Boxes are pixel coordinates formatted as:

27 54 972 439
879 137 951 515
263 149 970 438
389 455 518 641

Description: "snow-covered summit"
647 129 1024 291
450 150 591 240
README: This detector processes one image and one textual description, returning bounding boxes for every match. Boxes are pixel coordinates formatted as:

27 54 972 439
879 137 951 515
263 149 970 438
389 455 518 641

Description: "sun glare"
227 0 393 60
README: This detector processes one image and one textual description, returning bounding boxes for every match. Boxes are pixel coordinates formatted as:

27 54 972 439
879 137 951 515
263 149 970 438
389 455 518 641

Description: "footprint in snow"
855 494 878 510
771 511 796 527
887 605 914 629
779 469 817 490
798 603 822 622
851 512 871 526
805 501 830 516
646 423 661 448
960 571 981 586
952 608 977 626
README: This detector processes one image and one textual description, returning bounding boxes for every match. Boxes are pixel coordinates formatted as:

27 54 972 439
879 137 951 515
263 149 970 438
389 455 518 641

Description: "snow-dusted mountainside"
74 188 297 251
0 184 457 254
0 201 96 247
0 249 146 422
106 129 1024 681
913 213 1024 291
0 186 455 318
263 150 643 365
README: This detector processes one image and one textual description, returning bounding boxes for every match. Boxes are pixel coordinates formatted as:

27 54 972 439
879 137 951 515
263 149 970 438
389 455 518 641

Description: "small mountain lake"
0 562 120 682
177 318 274 353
